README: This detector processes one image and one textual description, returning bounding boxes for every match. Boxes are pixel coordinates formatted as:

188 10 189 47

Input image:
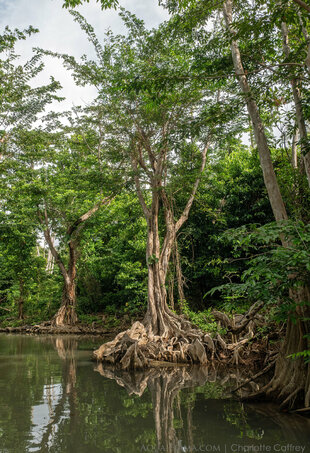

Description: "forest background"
1 0 310 407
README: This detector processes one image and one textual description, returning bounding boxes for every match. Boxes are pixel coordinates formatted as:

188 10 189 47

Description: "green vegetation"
1 0 310 409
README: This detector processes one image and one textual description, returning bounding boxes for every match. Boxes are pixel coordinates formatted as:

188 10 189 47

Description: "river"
0 334 309 453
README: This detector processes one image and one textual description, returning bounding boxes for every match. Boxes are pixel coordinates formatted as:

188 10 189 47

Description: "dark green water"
0 334 309 453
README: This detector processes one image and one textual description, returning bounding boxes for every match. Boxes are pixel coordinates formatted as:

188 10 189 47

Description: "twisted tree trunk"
38 196 112 326
54 241 78 327
94 138 212 368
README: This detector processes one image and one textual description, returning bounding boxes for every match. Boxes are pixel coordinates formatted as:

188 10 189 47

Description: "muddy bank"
0 322 125 336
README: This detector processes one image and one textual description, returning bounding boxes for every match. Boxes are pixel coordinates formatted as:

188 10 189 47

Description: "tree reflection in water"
95 364 225 453
35 337 78 451
1 335 309 453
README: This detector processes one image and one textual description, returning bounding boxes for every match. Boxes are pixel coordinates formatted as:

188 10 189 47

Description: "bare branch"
131 152 151 220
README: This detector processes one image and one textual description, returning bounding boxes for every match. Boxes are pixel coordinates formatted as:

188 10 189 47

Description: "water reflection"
0 334 309 453
30 338 78 451
95 364 211 452
95 364 270 453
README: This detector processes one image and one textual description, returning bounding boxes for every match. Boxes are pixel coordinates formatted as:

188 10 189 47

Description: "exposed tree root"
242 310 310 410
92 320 219 370
52 304 78 327
93 301 267 371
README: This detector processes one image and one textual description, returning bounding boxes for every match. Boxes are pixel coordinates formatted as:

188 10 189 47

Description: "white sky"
0 0 169 112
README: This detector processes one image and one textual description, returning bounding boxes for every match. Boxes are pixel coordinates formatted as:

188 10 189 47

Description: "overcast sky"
0 0 169 112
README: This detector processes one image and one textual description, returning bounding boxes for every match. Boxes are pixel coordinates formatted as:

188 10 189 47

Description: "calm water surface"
0 334 309 453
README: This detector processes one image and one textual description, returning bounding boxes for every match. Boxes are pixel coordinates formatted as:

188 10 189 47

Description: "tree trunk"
143 190 177 337
281 22 310 187
223 0 288 223
38 198 112 327
53 242 78 327
261 286 310 408
293 0 310 15
18 278 24 320
46 234 55 274
292 129 298 169
223 0 310 409
297 9 310 73
175 241 186 310
94 140 212 368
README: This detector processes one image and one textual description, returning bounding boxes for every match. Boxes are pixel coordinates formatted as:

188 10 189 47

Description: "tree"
0 27 63 322
29 111 118 326
62 0 118 8
162 0 310 408
48 10 220 363
221 0 310 411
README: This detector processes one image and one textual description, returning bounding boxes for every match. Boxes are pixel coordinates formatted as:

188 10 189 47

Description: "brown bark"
223 0 288 224
37 196 113 326
223 0 310 409
18 278 24 320
293 0 310 14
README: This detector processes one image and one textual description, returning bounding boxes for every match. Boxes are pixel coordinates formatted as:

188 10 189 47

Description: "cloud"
0 0 169 112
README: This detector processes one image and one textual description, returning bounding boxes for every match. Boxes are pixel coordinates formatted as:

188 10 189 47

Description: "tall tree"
0 27 62 321
47 10 218 363
3 106 119 326
159 0 310 408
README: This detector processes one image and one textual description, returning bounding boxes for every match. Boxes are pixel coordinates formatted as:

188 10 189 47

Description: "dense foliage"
1 0 309 345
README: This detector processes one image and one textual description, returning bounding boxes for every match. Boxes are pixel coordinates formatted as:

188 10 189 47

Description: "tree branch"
67 195 114 238
37 206 69 283
292 0 310 14
131 153 151 220
175 141 210 232
212 300 265 335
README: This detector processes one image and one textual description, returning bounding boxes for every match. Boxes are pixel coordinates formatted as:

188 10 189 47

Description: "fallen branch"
289 406 310 414
230 301 265 334
232 360 276 394
213 301 264 335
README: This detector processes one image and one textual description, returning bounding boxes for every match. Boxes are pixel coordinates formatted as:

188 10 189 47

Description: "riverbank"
0 314 133 336
0 322 277 378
